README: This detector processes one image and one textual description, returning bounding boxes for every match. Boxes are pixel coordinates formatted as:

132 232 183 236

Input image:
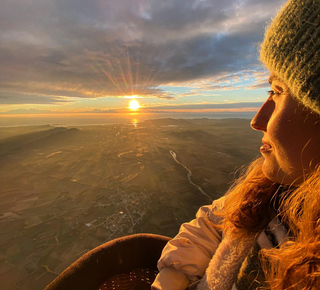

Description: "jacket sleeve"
151 196 225 290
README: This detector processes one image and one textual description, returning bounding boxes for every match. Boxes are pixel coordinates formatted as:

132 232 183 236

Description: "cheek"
274 120 320 169
268 116 304 166
269 115 296 150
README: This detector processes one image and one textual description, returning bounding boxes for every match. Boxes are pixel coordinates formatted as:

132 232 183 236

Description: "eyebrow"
268 75 277 84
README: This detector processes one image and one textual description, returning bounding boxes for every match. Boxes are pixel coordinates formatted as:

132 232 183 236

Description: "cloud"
148 102 263 111
0 91 71 105
165 70 269 95
0 0 286 105
0 108 55 114
246 71 270 90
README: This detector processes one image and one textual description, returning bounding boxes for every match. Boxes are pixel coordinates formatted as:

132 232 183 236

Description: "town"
0 118 261 289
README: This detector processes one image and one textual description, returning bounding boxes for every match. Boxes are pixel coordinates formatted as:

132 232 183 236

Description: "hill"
0 118 262 289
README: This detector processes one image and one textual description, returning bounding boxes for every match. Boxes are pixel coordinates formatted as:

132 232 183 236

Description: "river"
169 150 213 201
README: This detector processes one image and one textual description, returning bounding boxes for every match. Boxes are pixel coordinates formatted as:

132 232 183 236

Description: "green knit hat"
260 0 320 115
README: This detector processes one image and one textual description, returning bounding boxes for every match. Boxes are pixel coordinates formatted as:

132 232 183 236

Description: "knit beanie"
260 0 320 115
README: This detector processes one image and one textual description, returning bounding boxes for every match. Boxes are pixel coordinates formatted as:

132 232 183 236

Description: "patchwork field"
0 118 262 289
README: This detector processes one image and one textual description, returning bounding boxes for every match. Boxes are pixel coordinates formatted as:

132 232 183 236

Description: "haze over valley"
0 118 262 289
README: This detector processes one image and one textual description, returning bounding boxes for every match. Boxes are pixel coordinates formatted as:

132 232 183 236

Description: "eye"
267 89 281 99
268 90 276 96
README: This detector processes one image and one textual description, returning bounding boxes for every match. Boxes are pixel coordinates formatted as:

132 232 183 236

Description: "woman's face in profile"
251 73 320 185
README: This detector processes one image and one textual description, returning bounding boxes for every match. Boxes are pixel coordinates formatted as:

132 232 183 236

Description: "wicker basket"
45 234 171 290
98 268 158 290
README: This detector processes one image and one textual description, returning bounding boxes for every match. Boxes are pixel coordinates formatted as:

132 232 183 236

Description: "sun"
129 100 141 110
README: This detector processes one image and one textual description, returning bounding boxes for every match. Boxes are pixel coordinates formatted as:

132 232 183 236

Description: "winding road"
170 150 213 201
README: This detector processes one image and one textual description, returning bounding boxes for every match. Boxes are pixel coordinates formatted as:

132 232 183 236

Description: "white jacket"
152 196 289 290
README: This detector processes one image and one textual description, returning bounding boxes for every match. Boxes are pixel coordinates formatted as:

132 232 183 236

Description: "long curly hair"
219 158 320 289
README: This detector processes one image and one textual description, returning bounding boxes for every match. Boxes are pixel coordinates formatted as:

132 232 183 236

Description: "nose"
250 98 275 131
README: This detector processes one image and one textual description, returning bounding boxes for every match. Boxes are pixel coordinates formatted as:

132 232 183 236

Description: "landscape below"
0 118 262 289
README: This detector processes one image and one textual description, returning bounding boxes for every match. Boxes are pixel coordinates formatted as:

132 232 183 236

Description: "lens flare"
129 100 140 110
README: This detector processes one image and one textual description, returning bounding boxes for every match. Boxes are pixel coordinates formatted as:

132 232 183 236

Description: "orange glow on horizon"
0 106 261 117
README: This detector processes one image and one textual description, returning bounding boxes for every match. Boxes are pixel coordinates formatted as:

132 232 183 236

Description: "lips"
260 140 272 153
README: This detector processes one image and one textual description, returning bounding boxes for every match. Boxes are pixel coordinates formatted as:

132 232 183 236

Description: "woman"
152 0 320 289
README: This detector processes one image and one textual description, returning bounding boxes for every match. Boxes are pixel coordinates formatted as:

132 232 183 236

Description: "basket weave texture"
98 268 158 290
45 234 171 290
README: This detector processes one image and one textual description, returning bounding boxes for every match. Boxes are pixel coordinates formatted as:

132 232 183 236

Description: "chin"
262 163 285 184
262 166 300 186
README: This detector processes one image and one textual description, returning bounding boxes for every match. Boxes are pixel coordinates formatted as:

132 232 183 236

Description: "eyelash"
267 90 281 98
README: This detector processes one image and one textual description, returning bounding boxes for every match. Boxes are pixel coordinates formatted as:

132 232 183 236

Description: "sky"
0 0 287 116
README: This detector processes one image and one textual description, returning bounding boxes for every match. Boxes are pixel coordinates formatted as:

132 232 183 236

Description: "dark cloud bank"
0 0 286 105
